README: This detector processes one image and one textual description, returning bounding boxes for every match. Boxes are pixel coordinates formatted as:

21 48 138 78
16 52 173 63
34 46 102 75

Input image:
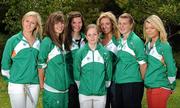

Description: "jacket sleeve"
163 43 177 90
66 51 74 84
73 50 82 82
134 38 147 65
1 38 14 80
38 38 51 69
104 51 112 82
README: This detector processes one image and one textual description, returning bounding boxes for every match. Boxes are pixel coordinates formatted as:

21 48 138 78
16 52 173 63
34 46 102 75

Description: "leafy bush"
115 0 180 37
2 0 104 35
0 32 8 62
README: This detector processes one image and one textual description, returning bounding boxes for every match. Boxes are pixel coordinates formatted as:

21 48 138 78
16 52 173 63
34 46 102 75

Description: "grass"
0 76 180 108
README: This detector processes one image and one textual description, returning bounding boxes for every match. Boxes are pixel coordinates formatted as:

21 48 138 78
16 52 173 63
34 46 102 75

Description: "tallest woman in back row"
114 13 147 108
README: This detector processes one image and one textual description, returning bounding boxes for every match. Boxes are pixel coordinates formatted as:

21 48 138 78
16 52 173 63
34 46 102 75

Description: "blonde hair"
85 24 100 35
96 11 120 39
22 11 43 39
118 13 135 30
143 15 167 43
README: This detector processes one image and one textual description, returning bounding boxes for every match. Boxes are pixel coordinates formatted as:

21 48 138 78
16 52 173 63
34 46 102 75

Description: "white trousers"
79 94 106 108
8 82 40 108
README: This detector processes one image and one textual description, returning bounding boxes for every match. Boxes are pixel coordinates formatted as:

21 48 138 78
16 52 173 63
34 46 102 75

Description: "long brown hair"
44 11 65 49
64 11 85 51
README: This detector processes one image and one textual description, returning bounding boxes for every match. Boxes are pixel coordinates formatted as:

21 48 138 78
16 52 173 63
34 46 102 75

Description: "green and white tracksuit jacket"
38 36 70 92
1 31 40 84
66 33 86 84
114 32 146 84
144 38 177 90
100 34 118 76
73 43 112 96
71 33 86 52
100 34 118 54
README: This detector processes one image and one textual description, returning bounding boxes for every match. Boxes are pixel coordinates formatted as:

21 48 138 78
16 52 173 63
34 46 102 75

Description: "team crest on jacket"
87 57 91 61
23 42 27 46
98 57 101 61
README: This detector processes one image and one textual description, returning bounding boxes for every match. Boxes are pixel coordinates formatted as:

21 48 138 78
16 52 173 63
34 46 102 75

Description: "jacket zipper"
92 50 94 94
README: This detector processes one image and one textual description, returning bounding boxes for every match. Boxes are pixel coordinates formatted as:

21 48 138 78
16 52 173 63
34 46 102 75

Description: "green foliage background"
0 0 180 107
1 0 180 36
2 0 105 34
115 0 180 36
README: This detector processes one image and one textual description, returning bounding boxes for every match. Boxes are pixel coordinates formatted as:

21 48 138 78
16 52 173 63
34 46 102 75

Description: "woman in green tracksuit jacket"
96 11 120 108
38 11 70 108
114 13 147 108
73 24 112 108
1 11 42 108
64 11 86 108
143 15 177 108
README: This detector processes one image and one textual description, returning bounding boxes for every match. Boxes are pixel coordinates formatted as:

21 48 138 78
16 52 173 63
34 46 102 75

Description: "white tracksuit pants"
79 94 106 108
8 82 40 108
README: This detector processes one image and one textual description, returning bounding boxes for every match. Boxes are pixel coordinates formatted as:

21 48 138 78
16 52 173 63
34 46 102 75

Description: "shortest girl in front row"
73 24 112 108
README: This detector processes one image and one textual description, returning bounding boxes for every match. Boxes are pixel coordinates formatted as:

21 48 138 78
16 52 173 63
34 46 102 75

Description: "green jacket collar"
85 43 101 51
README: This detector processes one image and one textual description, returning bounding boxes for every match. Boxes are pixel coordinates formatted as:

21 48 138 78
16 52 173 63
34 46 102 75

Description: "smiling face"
22 16 37 33
71 17 83 33
144 21 159 39
86 27 99 45
100 17 112 35
118 17 133 37
54 21 64 36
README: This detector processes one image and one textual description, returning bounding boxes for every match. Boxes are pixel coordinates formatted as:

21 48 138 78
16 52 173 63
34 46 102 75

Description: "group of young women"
1 10 177 108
